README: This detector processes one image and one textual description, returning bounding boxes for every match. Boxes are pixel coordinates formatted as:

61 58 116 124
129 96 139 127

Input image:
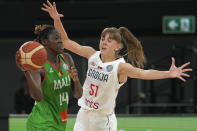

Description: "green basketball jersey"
26 54 71 131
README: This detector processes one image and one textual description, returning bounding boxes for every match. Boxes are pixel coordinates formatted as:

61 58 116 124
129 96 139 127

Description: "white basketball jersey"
78 51 126 115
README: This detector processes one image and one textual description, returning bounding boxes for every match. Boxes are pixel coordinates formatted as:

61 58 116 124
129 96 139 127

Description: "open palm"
41 0 64 20
169 57 192 82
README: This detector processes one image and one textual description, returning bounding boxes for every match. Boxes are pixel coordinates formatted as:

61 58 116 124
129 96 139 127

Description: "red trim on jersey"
41 67 47 86
61 54 70 68
60 110 68 122
47 56 61 71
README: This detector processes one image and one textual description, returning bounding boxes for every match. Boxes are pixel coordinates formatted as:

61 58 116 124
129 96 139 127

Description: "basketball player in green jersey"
16 24 82 131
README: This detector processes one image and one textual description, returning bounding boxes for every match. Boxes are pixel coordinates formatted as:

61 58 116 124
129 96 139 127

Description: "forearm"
139 69 171 80
54 18 68 41
54 18 79 54
72 80 82 99
24 71 43 101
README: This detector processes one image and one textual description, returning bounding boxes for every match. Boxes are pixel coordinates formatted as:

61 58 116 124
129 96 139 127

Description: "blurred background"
1 0 197 130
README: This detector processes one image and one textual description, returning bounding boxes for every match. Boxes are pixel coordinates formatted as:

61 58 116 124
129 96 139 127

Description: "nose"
58 40 63 45
102 40 107 45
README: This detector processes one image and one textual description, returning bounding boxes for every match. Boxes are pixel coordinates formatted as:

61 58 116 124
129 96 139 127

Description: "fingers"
53 2 56 10
47 0 53 8
59 14 64 18
183 68 192 72
70 66 76 70
171 57 175 66
41 1 53 12
15 51 26 71
15 51 21 64
179 76 186 82
180 62 190 69
41 7 48 12
181 73 190 77
68 67 78 75
43 3 50 9
71 69 78 76
181 62 190 69
67 67 79 82
67 69 71 74
53 2 62 17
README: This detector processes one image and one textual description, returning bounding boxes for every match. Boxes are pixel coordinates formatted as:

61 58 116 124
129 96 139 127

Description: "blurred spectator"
14 76 34 114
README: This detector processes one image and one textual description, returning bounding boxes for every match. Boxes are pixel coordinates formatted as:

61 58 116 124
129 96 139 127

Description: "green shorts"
26 125 53 131
26 121 66 131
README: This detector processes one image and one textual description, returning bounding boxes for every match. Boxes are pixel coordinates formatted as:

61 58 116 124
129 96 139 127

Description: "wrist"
73 77 79 82
54 17 61 21
167 71 173 78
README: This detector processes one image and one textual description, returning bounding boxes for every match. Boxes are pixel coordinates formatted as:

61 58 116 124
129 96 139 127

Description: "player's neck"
47 54 59 67
100 54 116 63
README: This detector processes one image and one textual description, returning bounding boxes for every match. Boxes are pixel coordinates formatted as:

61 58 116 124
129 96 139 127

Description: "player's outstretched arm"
119 57 192 82
41 0 95 59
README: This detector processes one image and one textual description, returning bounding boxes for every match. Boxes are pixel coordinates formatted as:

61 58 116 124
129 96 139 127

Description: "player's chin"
100 50 108 55
57 48 64 54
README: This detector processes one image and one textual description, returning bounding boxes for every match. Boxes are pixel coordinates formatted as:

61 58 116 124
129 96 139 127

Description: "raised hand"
169 57 192 82
41 0 64 20
67 66 79 82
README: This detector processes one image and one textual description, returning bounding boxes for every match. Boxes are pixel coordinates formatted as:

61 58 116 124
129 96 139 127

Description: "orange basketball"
18 41 47 70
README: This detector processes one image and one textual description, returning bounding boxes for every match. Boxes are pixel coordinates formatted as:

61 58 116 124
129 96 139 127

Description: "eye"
107 39 112 43
55 37 59 40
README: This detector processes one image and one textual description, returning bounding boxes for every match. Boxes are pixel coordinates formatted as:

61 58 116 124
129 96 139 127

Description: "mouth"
101 47 107 51
57 43 64 52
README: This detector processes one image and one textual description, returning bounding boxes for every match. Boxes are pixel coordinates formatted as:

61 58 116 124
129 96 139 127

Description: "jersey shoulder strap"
59 53 70 67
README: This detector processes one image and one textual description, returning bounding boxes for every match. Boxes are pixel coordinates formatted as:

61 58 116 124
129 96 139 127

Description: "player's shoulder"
62 52 72 58
118 62 135 74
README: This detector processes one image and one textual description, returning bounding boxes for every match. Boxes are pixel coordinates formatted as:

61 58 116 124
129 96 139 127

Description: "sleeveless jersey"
78 51 126 115
27 54 71 131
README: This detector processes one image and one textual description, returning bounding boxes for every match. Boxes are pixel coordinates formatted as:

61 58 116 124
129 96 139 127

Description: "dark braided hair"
34 24 56 43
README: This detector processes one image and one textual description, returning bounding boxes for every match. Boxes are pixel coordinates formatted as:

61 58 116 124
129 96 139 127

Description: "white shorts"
74 108 117 131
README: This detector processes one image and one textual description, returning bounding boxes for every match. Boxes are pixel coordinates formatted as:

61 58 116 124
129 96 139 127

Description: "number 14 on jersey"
60 92 69 106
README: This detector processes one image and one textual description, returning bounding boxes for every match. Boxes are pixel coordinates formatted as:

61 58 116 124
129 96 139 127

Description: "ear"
41 39 48 46
117 42 123 50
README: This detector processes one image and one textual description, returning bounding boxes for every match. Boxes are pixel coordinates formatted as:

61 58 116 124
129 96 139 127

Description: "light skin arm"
41 1 96 59
119 57 192 82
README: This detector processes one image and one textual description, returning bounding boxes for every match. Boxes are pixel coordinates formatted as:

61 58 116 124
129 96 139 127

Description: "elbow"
73 90 83 99
31 93 43 102
34 96 43 102
74 93 82 99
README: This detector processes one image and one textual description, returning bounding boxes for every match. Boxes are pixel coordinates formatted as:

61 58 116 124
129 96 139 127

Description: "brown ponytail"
118 27 146 68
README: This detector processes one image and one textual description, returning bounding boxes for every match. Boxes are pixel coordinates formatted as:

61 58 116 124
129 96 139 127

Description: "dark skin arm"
63 52 82 99
15 51 43 102
23 70 43 102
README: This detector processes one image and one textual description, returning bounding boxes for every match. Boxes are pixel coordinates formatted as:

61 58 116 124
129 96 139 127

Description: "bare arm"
42 1 96 59
16 51 43 101
119 57 192 82
63 53 82 99
69 68 83 99
23 71 43 101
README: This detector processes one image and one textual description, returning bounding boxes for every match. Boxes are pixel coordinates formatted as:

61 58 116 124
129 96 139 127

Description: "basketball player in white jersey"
42 1 192 130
